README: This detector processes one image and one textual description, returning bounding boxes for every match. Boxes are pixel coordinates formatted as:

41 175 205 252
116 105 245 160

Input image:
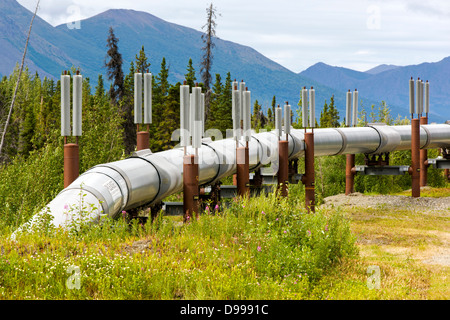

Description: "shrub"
216 189 358 283
0 143 63 231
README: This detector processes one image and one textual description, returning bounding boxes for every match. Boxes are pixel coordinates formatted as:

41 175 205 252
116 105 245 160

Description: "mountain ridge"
365 64 399 75
299 59 450 121
2 2 337 116
1 0 448 123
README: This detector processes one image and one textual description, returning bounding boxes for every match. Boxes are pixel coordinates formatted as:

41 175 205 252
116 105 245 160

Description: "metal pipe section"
144 73 152 125
134 73 142 124
60 73 71 137
72 73 82 137
301 87 308 128
309 88 316 128
19 124 450 231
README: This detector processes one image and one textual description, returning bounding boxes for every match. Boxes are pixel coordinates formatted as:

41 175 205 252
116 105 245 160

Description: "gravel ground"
321 189 450 267
321 191 450 215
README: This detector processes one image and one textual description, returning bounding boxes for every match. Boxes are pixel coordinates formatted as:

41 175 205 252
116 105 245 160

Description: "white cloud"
355 50 372 56
405 0 450 19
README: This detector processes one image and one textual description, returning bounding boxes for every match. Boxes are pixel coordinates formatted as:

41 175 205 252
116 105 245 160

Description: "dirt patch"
422 249 450 267
321 192 450 268
123 239 152 254
419 230 450 267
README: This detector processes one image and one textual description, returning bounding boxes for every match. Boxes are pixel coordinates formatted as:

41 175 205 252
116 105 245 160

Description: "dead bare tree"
200 2 219 126
0 0 40 159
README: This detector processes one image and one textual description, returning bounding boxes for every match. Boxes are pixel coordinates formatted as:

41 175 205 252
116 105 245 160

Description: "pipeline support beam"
345 154 355 195
410 118 420 198
64 143 79 188
236 146 250 197
278 140 289 197
303 131 315 213
136 131 150 151
420 116 428 186
183 154 199 222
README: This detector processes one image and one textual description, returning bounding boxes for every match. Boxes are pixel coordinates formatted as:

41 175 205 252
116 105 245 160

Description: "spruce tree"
271 96 276 124
200 3 219 125
7 66 32 160
212 73 222 97
319 95 339 128
80 74 123 171
208 72 231 136
121 62 137 154
155 57 169 98
207 73 222 131
135 45 150 73
328 95 339 127
320 100 329 128
295 92 304 129
147 57 173 152
95 74 105 101
18 102 36 157
149 84 179 152
252 100 261 129
105 26 124 106
220 72 233 135
185 58 197 88
267 108 273 125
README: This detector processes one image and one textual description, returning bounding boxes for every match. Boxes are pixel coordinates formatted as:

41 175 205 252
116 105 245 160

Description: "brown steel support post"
236 145 250 197
136 124 150 151
183 155 199 222
410 118 420 197
278 140 289 197
64 141 79 188
420 116 428 186
232 174 237 186
303 132 315 213
345 154 355 195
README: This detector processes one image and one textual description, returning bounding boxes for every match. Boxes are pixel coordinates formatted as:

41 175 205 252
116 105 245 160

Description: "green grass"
1 186 448 300
392 187 450 198
0 189 357 299
341 189 450 300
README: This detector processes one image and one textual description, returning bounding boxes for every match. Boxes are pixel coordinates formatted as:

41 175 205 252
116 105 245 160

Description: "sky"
16 0 450 73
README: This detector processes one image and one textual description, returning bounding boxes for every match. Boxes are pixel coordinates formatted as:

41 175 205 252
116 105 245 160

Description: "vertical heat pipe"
420 80 429 186
345 89 355 195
